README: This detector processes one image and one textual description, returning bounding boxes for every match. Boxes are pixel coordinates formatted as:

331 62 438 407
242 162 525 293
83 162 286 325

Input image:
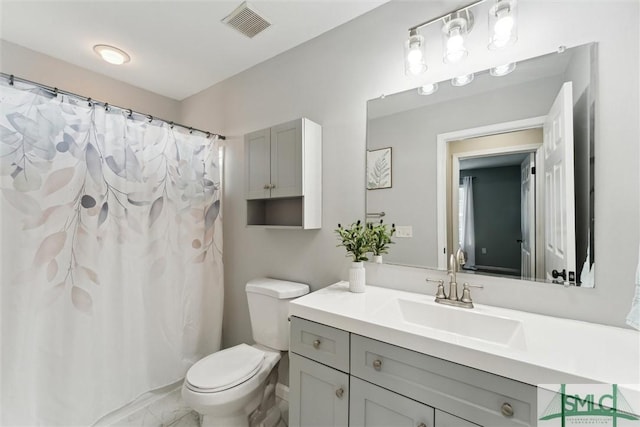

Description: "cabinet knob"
263 184 270 189
372 359 383 371
501 402 514 418
335 387 344 399
312 339 321 349
417 423 427 427
270 184 276 189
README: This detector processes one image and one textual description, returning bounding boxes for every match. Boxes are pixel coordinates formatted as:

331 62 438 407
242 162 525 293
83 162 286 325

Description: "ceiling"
0 0 387 100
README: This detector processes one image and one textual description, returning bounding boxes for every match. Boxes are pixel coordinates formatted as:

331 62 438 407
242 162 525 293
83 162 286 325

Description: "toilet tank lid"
246 278 310 299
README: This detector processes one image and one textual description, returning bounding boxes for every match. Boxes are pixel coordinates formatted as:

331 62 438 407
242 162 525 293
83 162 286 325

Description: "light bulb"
447 28 464 50
404 31 427 76
488 1 517 50
408 46 424 63
443 26 467 64
494 12 514 37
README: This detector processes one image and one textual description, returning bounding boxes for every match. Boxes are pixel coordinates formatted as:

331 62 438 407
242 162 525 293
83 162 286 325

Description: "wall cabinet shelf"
245 118 321 229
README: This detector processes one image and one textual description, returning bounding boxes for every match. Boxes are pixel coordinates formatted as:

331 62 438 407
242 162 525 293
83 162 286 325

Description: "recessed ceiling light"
93 44 130 65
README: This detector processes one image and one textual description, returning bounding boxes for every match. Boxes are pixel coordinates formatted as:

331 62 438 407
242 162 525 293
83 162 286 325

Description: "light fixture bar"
408 0 487 32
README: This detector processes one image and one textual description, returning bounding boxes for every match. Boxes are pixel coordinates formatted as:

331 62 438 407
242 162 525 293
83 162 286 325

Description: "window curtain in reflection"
459 176 476 269
0 79 223 426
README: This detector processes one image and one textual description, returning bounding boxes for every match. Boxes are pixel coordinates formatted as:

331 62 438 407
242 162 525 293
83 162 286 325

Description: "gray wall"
180 0 639 342
1 1 638 385
461 167 521 273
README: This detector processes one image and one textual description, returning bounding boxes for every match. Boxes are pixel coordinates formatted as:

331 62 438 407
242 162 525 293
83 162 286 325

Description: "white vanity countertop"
289 282 640 389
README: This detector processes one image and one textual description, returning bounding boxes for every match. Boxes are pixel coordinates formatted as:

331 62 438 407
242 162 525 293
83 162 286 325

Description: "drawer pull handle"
312 339 321 349
335 387 344 399
501 402 514 418
372 359 383 371
417 423 427 427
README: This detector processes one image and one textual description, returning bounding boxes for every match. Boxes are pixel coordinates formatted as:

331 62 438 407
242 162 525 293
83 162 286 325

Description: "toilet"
182 278 309 427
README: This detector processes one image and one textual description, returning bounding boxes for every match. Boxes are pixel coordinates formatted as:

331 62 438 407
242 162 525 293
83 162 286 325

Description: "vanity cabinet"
289 317 537 427
245 118 322 229
289 318 350 427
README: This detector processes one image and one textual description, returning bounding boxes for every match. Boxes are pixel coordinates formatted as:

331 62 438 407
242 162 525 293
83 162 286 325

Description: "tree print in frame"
367 147 392 189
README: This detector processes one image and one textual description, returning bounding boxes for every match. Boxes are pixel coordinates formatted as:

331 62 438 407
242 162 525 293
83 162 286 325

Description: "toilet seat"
185 344 265 393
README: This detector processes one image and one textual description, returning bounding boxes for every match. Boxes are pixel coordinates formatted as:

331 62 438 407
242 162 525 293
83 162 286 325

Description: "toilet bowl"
182 278 309 427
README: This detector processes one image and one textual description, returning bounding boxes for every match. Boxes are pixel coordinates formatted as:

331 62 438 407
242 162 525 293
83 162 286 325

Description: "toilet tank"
246 278 309 351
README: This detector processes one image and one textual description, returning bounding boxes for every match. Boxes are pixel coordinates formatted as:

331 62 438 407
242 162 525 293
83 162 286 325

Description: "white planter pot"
349 261 366 293
372 255 383 264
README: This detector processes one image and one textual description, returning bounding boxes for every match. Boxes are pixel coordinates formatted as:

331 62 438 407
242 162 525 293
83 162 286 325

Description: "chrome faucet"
426 248 482 309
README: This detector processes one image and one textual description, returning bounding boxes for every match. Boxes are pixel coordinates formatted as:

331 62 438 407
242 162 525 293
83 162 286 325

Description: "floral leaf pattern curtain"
0 79 223 426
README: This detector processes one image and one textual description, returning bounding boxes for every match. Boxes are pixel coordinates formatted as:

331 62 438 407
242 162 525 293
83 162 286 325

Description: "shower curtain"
0 79 224 426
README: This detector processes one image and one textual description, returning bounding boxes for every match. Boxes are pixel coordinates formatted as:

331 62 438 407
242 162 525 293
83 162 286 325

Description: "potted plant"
335 220 371 293
368 220 396 263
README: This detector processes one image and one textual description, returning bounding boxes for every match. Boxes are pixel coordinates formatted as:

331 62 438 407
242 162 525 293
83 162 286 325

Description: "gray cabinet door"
245 128 271 199
289 353 349 427
435 410 481 427
270 119 303 198
350 377 434 427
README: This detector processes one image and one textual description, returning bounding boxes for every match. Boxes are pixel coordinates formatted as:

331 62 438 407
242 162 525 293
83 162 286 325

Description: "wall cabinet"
245 118 321 229
289 317 537 427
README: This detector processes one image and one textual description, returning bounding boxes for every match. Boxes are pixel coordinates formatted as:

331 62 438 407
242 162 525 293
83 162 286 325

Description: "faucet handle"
426 278 446 300
460 282 483 304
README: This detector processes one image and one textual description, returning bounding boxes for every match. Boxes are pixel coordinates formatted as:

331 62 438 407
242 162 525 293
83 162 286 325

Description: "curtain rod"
1 73 226 141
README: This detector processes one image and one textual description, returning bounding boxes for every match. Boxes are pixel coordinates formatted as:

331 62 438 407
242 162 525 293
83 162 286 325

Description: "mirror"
366 43 597 286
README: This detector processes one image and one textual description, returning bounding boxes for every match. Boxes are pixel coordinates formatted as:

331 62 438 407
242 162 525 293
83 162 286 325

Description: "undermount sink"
379 298 526 348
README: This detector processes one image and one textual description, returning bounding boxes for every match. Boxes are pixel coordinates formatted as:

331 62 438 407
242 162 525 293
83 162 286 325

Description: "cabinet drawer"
351 335 536 426
290 317 349 372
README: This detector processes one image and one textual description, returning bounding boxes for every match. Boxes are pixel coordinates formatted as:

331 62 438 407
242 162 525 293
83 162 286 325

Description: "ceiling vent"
222 2 271 39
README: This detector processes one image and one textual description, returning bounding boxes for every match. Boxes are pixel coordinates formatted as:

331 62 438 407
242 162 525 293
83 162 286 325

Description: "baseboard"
276 383 289 402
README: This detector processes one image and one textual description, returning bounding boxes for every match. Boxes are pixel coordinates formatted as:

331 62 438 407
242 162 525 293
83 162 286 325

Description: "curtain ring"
189 127 193 134
147 115 153 123
206 132 211 139
87 97 92 107
104 103 109 111
127 109 133 118
53 87 59 97
9 75 14 86
169 121 174 129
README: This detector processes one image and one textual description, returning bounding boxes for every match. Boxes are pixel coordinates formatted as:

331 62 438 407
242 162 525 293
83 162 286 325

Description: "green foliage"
367 220 396 256
336 220 396 261
335 220 371 262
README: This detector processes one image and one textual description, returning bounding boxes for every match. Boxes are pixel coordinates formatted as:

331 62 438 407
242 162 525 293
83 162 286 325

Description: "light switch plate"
395 226 413 238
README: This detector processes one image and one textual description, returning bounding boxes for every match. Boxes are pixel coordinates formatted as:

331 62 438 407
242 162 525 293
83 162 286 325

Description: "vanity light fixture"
490 62 516 76
404 0 520 77
488 0 518 50
418 83 439 95
451 73 475 87
93 44 131 65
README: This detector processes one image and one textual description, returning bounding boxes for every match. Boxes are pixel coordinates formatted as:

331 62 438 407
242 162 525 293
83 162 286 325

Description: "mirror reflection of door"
543 82 576 284
520 153 536 280
455 146 540 279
